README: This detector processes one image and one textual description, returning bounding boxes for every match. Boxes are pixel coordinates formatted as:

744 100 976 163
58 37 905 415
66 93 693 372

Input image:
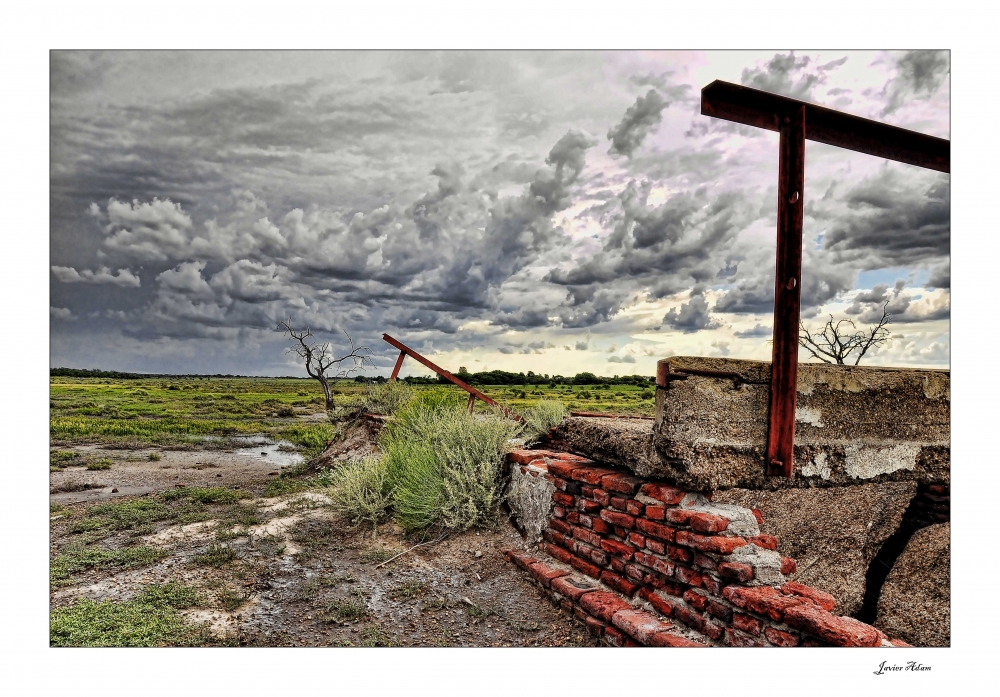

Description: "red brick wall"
503 449 909 648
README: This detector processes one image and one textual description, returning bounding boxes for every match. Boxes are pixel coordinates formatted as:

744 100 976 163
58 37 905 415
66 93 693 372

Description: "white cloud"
51 265 141 287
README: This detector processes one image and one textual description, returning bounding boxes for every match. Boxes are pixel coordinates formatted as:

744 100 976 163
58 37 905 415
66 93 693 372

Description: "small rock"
474 551 482 558
175 484 186 488
216 473 222 477
111 488 119 493
261 452 268 456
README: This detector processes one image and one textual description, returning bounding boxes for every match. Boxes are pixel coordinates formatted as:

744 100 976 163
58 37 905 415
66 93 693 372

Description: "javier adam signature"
875 661 932 675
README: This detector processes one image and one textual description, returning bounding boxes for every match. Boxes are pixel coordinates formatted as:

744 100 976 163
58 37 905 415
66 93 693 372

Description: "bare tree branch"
798 302 892 366
279 320 374 410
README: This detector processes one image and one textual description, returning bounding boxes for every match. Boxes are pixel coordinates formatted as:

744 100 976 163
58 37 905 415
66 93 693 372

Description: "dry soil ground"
50 441 597 647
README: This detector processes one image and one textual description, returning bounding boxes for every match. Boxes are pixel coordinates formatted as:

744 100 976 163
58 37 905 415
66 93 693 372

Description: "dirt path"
49 446 596 647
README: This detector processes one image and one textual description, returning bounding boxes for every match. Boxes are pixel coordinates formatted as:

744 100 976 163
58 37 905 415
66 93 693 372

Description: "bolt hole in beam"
700 81 949 477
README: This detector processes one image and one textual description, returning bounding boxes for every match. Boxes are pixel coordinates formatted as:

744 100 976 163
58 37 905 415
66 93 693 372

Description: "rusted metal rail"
382 333 523 421
700 80 949 477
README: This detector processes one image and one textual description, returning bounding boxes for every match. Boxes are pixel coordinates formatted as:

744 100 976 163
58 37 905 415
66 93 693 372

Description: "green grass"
49 376 653 451
192 543 238 568
324 598 370 622
69 498 173 536
50 583 206 647
86 457 113 471
380 397 522 531
161 486 250 504
50 545 167 585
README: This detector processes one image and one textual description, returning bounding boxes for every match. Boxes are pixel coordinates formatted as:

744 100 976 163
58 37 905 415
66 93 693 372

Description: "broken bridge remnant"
546 357 949 492
382 333 522 420
700 80 950 477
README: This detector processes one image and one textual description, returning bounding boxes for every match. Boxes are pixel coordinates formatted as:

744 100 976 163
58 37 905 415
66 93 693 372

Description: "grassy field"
49 376 654 450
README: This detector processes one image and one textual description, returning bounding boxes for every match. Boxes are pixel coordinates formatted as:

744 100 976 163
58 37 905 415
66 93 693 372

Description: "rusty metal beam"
767 105 806 478
389 350 406 381
701 80 949 172
381 333 522 421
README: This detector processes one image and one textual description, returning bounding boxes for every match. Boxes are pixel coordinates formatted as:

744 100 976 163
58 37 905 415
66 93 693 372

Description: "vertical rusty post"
467 392 476 413
767 104 806 478
389 350 406 382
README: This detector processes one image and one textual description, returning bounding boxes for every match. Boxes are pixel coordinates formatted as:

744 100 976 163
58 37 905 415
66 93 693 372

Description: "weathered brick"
543 542 573 564
636 518 677 542
613 526 628 538
600 570 641 597
666 544 693 563
782 603 882 647
693 553 719 572
648 631 706 647
780 556 797 575
591 517 612 535
610 557 627 574
549 518 573 536
701 576 722 595
673 565 704 588
888 638 913 647
645 537 666 555
673 605 706 632
702 621 725 641
645 572 667 590
682 589 709 611
552 505 566 519
572 525 603 548
675 530 748 554
639 483 686 505
647 555 675 578
544 528 572 550
550 476 571 491
603 625 626 647
508 449 548 465
565 510 580 524
624 563 648 582
546 460 581 479
589 547 610 567
577 513 593 529
580 611 606 637
600 472 645 494
780 582 836 611
504 550 538 571
600 538 636 560
664 508 695 525
569 554 603 580
627 532 646 548
765 626 800 647
724 628 765 647
552 492 575 507
723 586 803 622
551 575 600 602
626 500 645 517
732 612 763 636
580 591 632 623
639 587 675 617
689 512 730 533
571 466 619 485
609 496 630 511
718 561 754 582
590 488 611 507
613 609 673 644
580 484 597 499
750 507 764 525
747 534 779 551
644 505 666 521
600 509 636 529
706 600 733 623
552 453 594 464
577 498 602 513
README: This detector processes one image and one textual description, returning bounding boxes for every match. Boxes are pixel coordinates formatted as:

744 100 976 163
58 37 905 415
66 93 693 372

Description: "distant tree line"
355 368 654 387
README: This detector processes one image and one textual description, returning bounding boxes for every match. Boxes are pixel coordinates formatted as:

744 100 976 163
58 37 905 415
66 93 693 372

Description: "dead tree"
798 301 892 365
280 321 374 410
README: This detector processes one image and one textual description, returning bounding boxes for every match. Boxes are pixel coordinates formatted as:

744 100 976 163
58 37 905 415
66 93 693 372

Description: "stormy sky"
49 50 950 377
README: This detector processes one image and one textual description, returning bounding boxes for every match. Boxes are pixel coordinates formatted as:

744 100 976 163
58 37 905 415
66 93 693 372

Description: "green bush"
521 400 566 442
359 380 414 416
86 458 113 471
380 398 522 531
328 456 392 528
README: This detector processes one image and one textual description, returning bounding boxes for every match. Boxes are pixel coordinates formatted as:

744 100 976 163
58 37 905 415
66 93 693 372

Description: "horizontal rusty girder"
701 80 949 173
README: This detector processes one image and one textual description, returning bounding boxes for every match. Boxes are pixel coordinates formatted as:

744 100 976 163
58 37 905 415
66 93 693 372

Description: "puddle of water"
51 485 156 504
233 440 304 468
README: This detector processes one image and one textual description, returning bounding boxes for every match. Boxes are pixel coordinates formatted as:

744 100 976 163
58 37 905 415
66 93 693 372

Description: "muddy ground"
50 436 597 647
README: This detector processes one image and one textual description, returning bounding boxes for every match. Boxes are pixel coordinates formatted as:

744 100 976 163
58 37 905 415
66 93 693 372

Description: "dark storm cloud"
662 288 721 333
844 280 950 323
733 323 772 338
607 90 668 158
881 50 950 116
818 168 950 269
742 53 825 101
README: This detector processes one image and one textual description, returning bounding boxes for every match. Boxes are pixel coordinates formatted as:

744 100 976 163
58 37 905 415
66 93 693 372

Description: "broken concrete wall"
875 523 950 647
